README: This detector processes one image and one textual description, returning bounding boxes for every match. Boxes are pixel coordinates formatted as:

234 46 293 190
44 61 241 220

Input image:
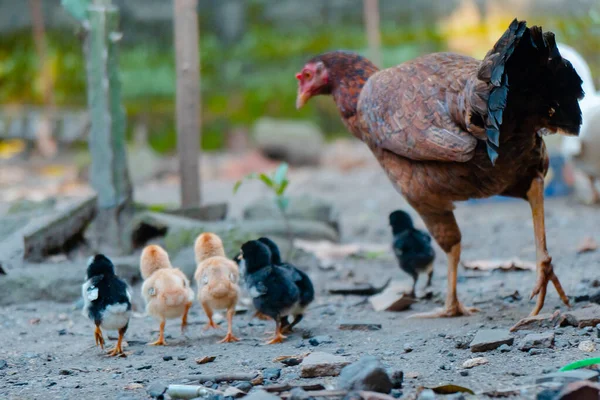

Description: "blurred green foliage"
1 12 598 153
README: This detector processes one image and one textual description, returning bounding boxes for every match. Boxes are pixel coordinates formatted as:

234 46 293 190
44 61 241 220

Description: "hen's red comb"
295 73 302 80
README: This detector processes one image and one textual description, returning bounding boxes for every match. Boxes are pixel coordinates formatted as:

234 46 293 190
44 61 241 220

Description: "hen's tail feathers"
209 281 233 299
475 19 584 164
160 288 187 307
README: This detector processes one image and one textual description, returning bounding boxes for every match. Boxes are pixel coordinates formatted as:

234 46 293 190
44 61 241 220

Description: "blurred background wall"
0 0 598 153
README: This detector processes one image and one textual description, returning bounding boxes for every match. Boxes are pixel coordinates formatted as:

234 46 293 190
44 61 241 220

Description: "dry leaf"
462 259 535 271
430 384 475 395
195 356 216 365
577 237 598 254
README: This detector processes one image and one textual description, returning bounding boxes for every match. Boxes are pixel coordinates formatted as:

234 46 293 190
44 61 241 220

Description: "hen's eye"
304 71 312 79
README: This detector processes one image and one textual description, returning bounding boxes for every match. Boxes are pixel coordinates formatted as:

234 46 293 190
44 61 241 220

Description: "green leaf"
273 162 288 185
259 173 275 189
559 358 600 372
276 179 289 196
61 0 90 22
233 180 243 194
276 196 290 212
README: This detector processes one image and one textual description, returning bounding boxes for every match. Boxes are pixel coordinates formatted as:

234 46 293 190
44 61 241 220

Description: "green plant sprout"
233 162 294 257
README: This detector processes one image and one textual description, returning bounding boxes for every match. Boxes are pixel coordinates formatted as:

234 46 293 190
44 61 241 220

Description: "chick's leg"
202 302 218 330
527 176 570 316
588 175 600 204
107 326 127 357
266 318 286 345
409 211 477 318
148 319 167 346
253 311 271 321
219 307 240 343
94 324 105 350
181 302 191 333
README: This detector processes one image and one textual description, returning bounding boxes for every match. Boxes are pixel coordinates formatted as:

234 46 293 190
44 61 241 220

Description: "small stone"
560 304 600 328
511 310 562 331
391 389 403 398
196 356 216 364
300 352 351 378
454 337 471 349
470 329 514 352
337 356 393 394
536 370 600 384
390 370 403 389
177 355 187 361
518 332 555 351
403 343 413 353
338 321 382 331
369 290 416 312
162 355 173 361
124 383 144 390
309 335 333 346
596 324 600 339
460 370 469 377
498 344 512 353
234 381 253 393
147 381 167 399
555 381 600 400
0 360 7 370
529 348 543 355
262 368 281 381
578 340 596 352
418 389 436 400
439 365 450 370
204 381 215 387
58 329 67 336
289 387 310 400
462 357 489 369
241 360 251 366
136 365 152 371
59 369 73 376
241 389 281 400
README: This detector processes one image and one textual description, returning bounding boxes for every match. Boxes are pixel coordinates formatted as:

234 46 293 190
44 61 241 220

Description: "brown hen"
296 19 583 318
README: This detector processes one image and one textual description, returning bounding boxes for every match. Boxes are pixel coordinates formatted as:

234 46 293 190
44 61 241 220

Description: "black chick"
82 254 132 356
241 240 300 344
389 210 436 298
258 237 314 333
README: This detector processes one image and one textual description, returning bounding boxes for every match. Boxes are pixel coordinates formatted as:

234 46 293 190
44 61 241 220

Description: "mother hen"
295 20 583 318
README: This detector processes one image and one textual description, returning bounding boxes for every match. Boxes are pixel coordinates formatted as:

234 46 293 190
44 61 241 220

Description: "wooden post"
174 0 201 207
28 0 57 158
363 0 382 67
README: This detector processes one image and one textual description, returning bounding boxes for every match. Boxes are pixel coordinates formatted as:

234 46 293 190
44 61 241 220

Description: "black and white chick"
257 237 314 333
82 254 132 357
240 240 300 344
389 210 436 298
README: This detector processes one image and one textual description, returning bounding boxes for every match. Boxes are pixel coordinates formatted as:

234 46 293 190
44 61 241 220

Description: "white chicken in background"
559 43 600 204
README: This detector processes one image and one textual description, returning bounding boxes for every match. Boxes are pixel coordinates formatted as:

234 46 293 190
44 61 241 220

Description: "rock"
165 203 228 222
518 332 554 351
0 360 7 370
498 344 512 353
147 381 167 399
289 387 310 400
337 356 393 394
460 370 469 377
469 329 514 352
252 118 324 166
578 340 596 352
529 348 544 356
241 389 281 400
234 382 253 393
560 305 600 328
555 381 600 400
338 321 382 331
403 343 413 353
510 311 561 331
390 370 404 389
300 352 351 378
418 389 437 400
243 195 339 234
536 370 600 384
177 355 188 361
462 357 489 369
309 335 333 346
597 323 600 339
262 368 281 381
163 355 173 361
369 290 416 312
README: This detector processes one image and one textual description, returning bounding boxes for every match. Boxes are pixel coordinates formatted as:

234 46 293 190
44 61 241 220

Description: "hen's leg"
181 302 191 333
148 320 167 346
527 176 570 316
219 307 240 343
202 302 219 330
409 211 477 318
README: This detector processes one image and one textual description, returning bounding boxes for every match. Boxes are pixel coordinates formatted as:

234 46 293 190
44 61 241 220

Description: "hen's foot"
219 332 240 343
529 259 570 316
409 301 478 318
203 321 219 330
281 326 294 334
254 312 271 321
148 337 167 346
266 332 287 345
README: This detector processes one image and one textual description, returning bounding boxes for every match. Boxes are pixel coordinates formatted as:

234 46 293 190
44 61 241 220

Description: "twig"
183 372 261 384
264 383 325 393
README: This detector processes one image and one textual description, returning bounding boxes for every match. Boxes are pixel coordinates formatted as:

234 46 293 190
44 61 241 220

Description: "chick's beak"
296 88 310 110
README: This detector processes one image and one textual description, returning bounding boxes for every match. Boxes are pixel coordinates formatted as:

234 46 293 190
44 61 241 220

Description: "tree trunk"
174 0 201 207
28 0 57 158
363 0 382 67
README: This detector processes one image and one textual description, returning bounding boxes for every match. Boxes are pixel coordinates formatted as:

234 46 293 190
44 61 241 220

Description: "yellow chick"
140 244 194 346
194 233 240 343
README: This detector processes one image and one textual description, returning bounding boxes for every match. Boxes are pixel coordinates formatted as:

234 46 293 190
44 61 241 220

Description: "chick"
257 237 314 333
140 245 194 346
241 240 300 344
82 254 132 357
194 232 240 343
233 250 272 322
389 210 436 298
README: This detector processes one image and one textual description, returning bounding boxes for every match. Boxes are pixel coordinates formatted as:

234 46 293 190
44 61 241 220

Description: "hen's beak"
296 89 310 110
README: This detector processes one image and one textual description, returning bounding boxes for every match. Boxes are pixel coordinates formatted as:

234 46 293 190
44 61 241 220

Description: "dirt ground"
1 142 600 399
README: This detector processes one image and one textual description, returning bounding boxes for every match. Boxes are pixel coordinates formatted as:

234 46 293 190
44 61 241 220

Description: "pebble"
529 348 543 356
162 356 173 361
338 321 382 331
418 389 436 400
337 356 393 394
403 343 413 353
309 335 333 346
234 381 253 393
597 323 600 338
59 369 73 376
147 381 167 399
390 370 403 389
498 344 512 353
0 360 7 370
177 355 187 361
136 365 152 371
58 329 67 336
241 389 281 400
518 332 555 351
241 360 251 366
262 368 281 381
559 304 600 328
300 352 351 378
470 329 514 352
460 370 469 377
289 387 310 400
204 381 215 387
462 357 489 369
578 340 596 352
